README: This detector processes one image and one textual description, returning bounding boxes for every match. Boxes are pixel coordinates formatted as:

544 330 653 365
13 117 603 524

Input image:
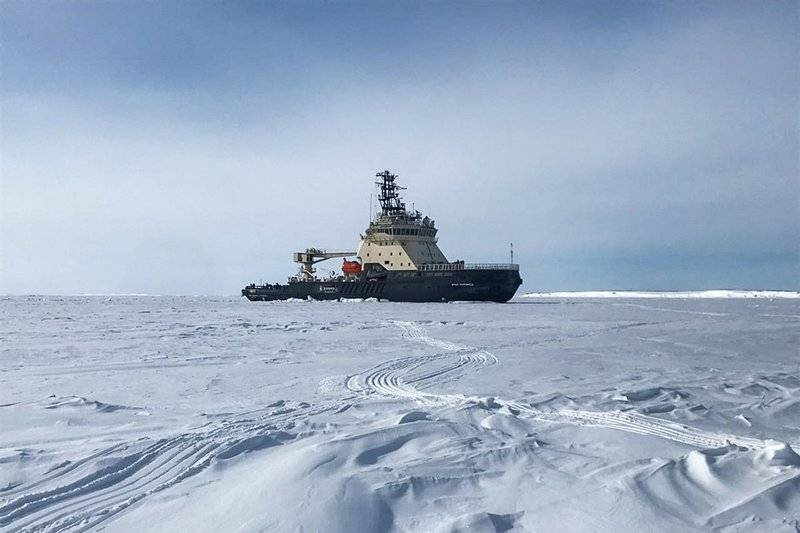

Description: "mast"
375 170 406 216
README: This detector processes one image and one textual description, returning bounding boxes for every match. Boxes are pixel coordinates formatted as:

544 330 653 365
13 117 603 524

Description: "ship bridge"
356 171 449 272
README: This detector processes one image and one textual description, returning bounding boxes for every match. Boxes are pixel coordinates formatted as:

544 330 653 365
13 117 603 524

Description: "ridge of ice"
522 290 800 299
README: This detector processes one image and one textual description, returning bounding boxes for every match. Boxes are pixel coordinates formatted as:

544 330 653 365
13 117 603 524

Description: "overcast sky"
1 1 798 294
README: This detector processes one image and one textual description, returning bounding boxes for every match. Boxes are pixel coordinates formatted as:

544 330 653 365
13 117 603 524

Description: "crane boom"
293 248 356 280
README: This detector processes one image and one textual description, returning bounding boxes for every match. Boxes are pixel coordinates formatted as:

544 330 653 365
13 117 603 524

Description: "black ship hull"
243 268 522 303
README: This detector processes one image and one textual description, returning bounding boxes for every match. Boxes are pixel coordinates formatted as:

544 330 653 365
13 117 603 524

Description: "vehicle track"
351 321 771 450
345 322 497 406
0 400 341 532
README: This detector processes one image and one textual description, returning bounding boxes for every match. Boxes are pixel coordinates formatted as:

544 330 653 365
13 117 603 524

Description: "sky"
1 1 798 294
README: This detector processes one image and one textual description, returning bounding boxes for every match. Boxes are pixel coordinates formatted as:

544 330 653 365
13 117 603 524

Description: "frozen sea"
1 295 799 532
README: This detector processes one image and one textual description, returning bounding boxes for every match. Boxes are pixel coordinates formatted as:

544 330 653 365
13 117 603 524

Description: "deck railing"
418 263 519 272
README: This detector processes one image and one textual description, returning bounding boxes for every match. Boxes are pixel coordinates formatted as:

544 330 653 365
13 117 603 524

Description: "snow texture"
523 290 800 299
1 295 799 532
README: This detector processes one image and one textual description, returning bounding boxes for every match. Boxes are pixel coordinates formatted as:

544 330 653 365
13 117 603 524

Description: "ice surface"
523 290 800 299
1 296 798 532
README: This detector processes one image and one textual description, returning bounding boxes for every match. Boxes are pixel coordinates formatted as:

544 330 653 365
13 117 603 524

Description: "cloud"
1 1 797 293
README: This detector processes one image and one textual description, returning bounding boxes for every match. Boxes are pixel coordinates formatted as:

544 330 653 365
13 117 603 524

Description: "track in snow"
0 400 342 533
349 321 770 450
346 321 497 406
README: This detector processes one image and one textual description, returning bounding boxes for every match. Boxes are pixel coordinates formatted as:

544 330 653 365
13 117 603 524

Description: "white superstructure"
356 171 449 272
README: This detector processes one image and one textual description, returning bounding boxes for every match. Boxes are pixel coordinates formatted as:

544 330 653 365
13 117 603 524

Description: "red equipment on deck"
342 259 362 274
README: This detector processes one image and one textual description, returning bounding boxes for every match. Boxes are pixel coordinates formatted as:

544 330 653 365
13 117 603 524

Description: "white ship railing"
418 263 519 272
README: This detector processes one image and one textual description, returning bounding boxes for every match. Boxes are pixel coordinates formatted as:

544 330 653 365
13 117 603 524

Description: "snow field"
1 296 798 531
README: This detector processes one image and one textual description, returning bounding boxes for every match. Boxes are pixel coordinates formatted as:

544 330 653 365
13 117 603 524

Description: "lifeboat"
342 259 362 274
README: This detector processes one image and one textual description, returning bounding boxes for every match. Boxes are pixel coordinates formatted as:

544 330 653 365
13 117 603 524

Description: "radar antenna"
375 170 406 216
